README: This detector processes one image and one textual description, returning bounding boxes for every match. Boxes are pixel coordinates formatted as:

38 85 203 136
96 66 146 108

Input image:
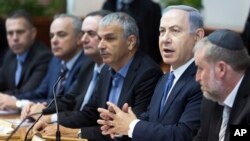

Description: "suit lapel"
117 53 141 107
230 68 250 122
78 65 95 104
225 68 250 140
64 52 83 91
154 76 168 119
10 58 17 87
210 104 223 141
101 69 113 107
159 63 196 120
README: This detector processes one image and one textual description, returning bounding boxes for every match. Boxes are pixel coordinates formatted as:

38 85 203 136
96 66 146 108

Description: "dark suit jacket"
193 68 250 141
132 62 202 141
57 51 163 141
43 59 96 113
15 52 88 102
0 41 52 95
102 0 162 63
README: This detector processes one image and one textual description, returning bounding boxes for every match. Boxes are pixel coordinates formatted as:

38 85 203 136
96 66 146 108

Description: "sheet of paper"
0 126 13 135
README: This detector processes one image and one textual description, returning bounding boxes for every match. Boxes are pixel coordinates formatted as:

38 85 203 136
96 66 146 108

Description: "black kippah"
207 29 244 50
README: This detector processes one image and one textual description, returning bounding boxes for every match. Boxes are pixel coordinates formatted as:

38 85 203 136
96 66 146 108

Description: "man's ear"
194 28 205 41
215 61 227 78
76 33 83 46
31 27 37 40
127 35 136 51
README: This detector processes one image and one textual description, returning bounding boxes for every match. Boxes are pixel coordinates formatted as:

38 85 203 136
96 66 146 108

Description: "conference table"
0 114 87 141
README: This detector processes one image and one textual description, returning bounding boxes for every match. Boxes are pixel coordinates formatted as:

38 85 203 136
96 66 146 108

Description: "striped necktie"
56 63 68 95
219 105 231 141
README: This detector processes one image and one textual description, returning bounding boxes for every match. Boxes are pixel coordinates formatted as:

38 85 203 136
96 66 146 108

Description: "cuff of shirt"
16 99 30 109
51 113 58 123
128 119 140 138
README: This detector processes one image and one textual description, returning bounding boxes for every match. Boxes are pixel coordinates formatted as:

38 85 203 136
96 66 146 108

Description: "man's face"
98 22 131 70
81 16 101 58
159 9 196 69
50 17 81 61
195 46 223 102
5 17 36 54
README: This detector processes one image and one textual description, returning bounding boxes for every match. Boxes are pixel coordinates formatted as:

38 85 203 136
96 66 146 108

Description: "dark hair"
7 9 34 28
163 5 203 34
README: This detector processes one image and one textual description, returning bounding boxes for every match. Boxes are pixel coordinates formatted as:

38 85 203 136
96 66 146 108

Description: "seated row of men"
0 5 250 141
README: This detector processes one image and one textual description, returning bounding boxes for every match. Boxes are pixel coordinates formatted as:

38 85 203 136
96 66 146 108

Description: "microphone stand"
24 113 43 141
23 99 55 141
51 71 67 141
6 112 42 141
25 70 66 141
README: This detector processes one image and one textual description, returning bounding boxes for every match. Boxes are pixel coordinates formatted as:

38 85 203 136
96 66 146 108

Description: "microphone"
6 112 42 141
24 69 67 141
24 112 43 141
51 70 68 141
23 99 55 141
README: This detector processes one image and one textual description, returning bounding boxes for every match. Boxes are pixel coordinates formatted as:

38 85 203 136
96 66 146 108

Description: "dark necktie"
160 71 175 114
15 57 23 86
56 64 68 95
80 70 99 110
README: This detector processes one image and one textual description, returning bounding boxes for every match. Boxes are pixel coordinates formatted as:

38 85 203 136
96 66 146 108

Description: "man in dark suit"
192 29 250 141
0 14 86 110
102 0 162 63
33 12 163 141
0 9 52 109
97 5 204 141
21 10 111 137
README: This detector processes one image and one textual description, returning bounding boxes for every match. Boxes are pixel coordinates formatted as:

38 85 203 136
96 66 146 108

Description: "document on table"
0 119 14 135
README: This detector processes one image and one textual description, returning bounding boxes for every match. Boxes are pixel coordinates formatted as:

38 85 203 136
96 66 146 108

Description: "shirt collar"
61 51 82 71
16 50 29 63
223 75 244 108
171 58 194 83
94 63 105 74
109 57 134 78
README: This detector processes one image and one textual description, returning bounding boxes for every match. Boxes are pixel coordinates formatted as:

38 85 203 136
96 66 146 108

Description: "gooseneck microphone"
23 69 67 141
6 112 42 141
23 99 55 140
24 112 43 141
51 69 68 141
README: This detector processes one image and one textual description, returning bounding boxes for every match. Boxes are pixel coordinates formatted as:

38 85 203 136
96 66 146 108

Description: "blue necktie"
160 71 175 114
15 57 23 86
108 75 122 105
56 63 68 95
80 70 99 110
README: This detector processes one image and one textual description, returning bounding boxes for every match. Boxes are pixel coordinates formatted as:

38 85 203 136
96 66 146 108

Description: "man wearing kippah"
193 29 250 141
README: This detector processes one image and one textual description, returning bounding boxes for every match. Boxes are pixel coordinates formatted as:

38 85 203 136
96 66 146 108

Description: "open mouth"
163 48 174 53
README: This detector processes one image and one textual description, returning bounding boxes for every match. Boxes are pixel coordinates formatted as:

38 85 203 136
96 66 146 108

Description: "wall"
68 0 250 32
202 0 250 32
